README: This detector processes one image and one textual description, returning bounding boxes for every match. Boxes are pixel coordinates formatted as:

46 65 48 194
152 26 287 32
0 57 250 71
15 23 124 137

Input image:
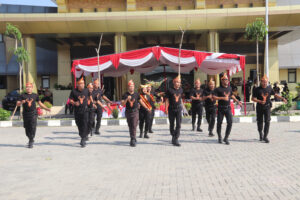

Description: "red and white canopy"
72 46 245 78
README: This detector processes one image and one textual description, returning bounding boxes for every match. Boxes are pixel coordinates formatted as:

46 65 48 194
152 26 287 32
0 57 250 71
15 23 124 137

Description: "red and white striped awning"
72 46 245 78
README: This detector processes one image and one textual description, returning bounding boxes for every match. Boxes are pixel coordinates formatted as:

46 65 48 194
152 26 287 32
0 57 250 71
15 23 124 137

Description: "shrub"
154 102 160 109
43 101 52 109
0 108 11 121
271 92 294 115
184 103 192 111
112 108 119 119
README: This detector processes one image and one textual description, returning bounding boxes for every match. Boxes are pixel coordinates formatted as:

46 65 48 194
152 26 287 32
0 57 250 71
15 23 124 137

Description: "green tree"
5 23 29 95
5 23 29 119
245 18 268 85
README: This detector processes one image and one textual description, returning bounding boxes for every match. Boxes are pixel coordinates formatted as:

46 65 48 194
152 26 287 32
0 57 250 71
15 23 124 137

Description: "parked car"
2 89 20 111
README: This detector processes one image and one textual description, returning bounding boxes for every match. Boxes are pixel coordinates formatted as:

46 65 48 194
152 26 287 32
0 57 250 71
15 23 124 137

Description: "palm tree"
245 18 268 85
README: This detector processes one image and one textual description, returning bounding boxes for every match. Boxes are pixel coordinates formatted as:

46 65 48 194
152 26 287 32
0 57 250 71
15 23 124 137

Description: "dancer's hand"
260 100 266 105
238 101 243 107
283 98 287 104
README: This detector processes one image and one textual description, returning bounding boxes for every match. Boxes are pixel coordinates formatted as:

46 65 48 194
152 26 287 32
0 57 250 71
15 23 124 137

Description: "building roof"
1 5 300 34
0 0 57 7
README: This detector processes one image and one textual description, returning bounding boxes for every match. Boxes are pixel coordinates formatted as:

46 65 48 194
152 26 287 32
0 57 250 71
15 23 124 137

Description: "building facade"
0 0 300 105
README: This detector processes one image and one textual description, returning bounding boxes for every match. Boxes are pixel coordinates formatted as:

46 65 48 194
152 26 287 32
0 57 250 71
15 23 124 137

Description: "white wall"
278 31 300 68
277 0 300 6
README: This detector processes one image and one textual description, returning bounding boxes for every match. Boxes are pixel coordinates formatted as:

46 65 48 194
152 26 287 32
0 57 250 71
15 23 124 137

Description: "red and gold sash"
140 94 152 110
149 94 155 102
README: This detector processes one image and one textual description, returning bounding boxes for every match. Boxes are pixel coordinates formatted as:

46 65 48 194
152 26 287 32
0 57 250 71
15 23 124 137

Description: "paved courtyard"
0 122 300 200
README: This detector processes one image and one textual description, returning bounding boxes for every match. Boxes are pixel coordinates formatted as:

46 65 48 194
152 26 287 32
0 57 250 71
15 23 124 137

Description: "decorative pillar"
57 0 68 13
23 37 38 93
195 0 205 9
194 33 208 84
57 44 72 86
207 31 220 87
114 33 128 100
127 0 137 11
266 40 279 84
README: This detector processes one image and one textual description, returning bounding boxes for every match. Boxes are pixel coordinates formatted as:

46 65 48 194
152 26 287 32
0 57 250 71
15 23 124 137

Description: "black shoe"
197 127 203 132
27 139 34 148
80 139 86 148
85 136 89 141
130 139 136 147
171 136 175 144
94 131 100 135
223 138 230 145
208 131 214 137
263 137 270 143
149 130 154 133
259 132 263 141
90 131 93 137
144 134 149 139
218 138 222 144
173 138 181 147
139 133 143 138
28 142 33 148
192 125 195 131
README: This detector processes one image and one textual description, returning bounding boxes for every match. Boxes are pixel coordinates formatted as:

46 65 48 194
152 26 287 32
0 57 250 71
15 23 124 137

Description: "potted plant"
112 108 119 119
184 102 192 115
296 83 300 110
0 108 11 121
43 101 53 118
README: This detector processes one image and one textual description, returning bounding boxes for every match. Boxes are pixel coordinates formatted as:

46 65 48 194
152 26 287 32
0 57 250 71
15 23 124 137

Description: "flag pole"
265 0 269 79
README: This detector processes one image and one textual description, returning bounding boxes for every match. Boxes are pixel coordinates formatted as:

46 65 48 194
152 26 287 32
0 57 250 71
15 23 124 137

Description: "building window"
0 76 7 89
42 75 50 88
288 69 296 83
0 34 3 43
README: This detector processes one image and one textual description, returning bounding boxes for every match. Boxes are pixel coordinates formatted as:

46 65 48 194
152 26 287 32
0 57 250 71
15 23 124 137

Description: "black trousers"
148 109 155 131
139 109 150 133
88 108 95 134
65 104 73 114
256 105 271 137
168 107 182 138
126 110 139 139
217 106 232 139
94 106 103 132
74 111 89 139
23 113 37 141
191 103 203 127
205 105 216 132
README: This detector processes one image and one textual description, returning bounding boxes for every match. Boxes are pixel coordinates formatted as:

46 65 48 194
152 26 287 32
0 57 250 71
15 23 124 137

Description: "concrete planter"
53 90 71 106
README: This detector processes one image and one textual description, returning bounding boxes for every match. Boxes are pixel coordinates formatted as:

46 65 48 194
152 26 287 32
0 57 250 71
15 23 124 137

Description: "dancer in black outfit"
252 75 287 143
213 73 242 145
202 79 216 137
190 78 203 132
69 77 89 147
165 76 184 147
16 82 51 148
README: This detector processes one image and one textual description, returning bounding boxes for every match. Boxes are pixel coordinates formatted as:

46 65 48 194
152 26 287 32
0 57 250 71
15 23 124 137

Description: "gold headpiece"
261 74 268 82
128 80 135 86
173 75 181 83
26 82 33 87
220 73 228 80
87 83 93 89
208 78 215 84
77 77 85 84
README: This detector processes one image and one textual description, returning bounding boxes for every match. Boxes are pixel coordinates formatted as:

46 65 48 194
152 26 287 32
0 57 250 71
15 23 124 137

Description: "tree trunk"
19 63 23 119
256 38 259 86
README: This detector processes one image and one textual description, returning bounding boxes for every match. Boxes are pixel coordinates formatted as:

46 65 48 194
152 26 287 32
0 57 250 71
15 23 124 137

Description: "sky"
277 0 300 6
0 0 57 7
